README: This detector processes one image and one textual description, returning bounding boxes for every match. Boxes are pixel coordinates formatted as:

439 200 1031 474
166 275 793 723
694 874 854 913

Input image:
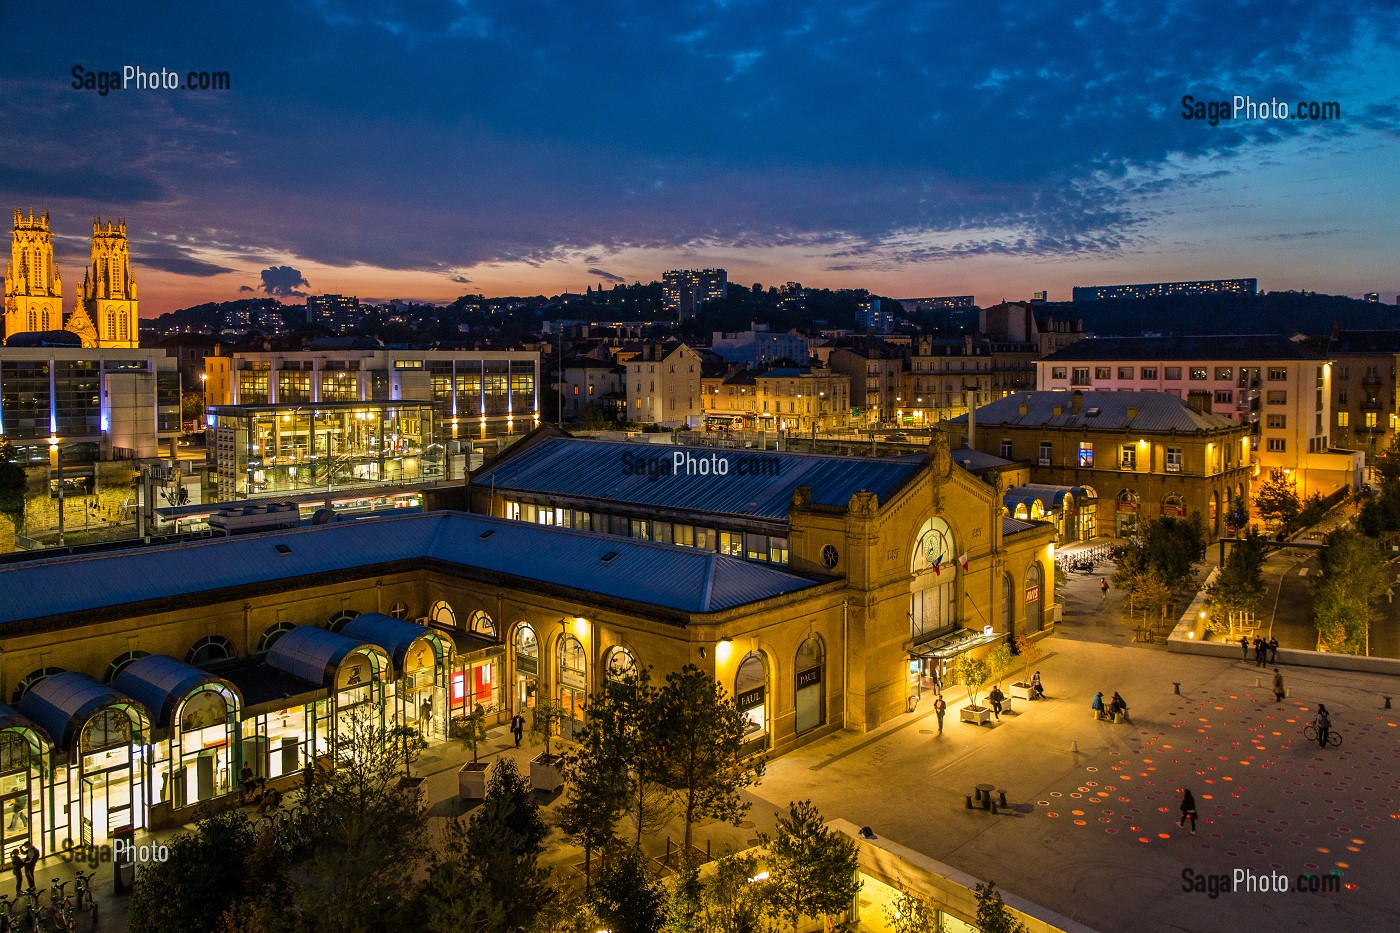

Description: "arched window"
11 667 64 705
513 623 538 710
1002 572 1015 633
604 646 638 683
81 708 136 753
388 600 410 620
187 636 235 666
329 609 360 632
1162 493 1186 518
1116 489 1140 536
429 600 456 628
735 652 769 751
1025 562 1044 633
910 517 956 644
468 610 497 638
258 622 295 653
1210 491 1220 529
794 636 824 735
558 634 588 737
105 650 150 683
0 733 34 773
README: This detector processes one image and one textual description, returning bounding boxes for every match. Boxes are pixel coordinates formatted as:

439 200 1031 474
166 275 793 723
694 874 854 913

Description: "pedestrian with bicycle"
1315 704 1332 749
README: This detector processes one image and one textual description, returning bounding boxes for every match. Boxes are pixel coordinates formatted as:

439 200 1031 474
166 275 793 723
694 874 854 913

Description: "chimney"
1018 404 1029 416
1070 390 1084 415
1053 405 1064 416
1127 407 1137 420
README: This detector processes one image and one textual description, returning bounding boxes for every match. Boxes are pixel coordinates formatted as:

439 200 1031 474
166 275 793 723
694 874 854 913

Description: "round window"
821 545 839 569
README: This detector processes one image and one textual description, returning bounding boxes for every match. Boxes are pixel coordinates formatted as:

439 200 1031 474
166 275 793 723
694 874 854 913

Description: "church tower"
4 209 64 344
80 217 139 348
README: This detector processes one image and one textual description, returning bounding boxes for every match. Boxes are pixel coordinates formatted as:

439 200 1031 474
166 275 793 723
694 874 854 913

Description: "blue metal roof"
956 391 1233 433
267 626 373 686
18 672 146 752
0 512 821 624
0 702 50 749
340 613 446 674
471 435 923 520
113 655 239 729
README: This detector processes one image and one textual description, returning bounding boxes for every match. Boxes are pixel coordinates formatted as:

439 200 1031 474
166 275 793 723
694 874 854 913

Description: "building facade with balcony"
624 342 703 427
1326 330 1400 462
1037 335 1361 497
948 390 1252 539
828 346 904 427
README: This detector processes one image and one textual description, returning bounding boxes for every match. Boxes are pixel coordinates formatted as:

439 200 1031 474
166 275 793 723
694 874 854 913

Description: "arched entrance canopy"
267 627 390 688
113 655 242 735
340 613 453 677
17 672 149 756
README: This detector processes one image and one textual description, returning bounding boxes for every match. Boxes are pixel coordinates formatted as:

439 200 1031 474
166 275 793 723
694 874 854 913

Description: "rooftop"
955 391 1236 432
471 434 925 520
0 511 822 628
1328 330 1400 355
1041 334 1325 363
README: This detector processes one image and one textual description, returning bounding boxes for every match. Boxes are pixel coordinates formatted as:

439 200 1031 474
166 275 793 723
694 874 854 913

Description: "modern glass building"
207 400 440 498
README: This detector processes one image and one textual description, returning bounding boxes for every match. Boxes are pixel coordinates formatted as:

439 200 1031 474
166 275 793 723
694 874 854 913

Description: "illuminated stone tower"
3 209 64 344
79 217 139 348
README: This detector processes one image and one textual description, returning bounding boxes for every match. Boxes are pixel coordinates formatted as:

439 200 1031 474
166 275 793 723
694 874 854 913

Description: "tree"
951 653 987 708
698 853 776 933
456 703 489 766
653 665 766 858
1298 492 1330 528
1112 516 1206 599
530 697 565 760
762 800 860 933
885 886 942 933
559 677 642 887
1225 494 1250 534
1312 528 1388 654
1255 468 1300 530
416 759 551 933
0 441 26 538
588 844 668 933
293 709 428 933
974 883 1029 933
1374 432 1400 483
129 809 267 933
1204 528 1268 628
985 642 1013 688
1012 634 1041 684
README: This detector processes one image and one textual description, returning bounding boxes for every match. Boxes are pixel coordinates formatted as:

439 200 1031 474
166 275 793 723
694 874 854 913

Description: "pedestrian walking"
1254 638 1266 667
509 711 525 748
1179 788 1198 834
988 685 1004 720
9 848 21 897
934 694 947 734
20 842 37 892
1239 636 1249 660
1031 671 1045 700
1268 638 1279 664
1272 669 1285 704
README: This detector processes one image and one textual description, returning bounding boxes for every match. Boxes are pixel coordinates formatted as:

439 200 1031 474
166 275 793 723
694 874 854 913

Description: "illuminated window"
1077 442 1094 468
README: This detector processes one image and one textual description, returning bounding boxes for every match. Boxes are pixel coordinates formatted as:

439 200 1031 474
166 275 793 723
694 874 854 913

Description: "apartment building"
1326 330 1400 460
828 346 903 426
625 342 703 427
1037 335 1361 496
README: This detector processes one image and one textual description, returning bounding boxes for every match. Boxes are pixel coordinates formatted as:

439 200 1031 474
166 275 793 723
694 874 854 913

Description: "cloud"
135 240 236 277
449 274 471 284
587 268 625 283
238 285 255 292
259 265 310 297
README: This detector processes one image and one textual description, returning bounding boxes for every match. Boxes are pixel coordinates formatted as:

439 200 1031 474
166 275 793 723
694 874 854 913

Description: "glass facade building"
208 400 440 498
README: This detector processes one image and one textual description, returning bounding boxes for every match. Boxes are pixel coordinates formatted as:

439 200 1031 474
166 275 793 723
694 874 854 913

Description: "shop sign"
737 687 765 711
796 667 822 689
1025 585 1040 602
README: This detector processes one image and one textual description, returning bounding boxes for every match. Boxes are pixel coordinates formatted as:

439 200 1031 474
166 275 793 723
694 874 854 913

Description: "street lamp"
48 436 64 548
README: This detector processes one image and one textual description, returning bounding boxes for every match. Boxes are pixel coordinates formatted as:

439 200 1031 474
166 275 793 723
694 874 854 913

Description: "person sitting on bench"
1091 691 1105 720
1110 691 1131 723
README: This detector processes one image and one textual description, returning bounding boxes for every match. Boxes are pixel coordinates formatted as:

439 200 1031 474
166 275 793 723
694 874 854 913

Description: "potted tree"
986 642 1014 714
456 703 490 800
528 697 566 792
1009 634 1043 700
953 654 992 725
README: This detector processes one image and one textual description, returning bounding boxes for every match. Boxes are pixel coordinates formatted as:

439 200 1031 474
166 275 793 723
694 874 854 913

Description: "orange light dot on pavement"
1138 837 1150 843
1158 833 1171 839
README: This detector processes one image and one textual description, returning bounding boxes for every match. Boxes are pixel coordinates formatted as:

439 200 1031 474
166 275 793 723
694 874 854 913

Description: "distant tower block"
4 209 64 344
80 217 140 348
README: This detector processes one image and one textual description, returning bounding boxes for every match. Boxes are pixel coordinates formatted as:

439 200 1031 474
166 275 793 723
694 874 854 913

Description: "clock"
821 545 839 569
916 523 950 571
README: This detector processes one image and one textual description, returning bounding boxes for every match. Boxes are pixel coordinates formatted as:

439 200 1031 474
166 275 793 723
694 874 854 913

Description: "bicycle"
72 869 97 924
46 879 74 933
1302 723 1342 747
0 894 16 933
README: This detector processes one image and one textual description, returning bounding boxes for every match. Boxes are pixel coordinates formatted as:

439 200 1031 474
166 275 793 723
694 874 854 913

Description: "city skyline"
2 2 1398 315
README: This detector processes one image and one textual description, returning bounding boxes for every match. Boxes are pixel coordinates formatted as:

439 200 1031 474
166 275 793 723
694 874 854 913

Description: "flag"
931 554 943 575
958 552 969 572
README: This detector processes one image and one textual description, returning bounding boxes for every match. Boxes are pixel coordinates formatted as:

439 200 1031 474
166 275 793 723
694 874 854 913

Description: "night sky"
2 1 1397 314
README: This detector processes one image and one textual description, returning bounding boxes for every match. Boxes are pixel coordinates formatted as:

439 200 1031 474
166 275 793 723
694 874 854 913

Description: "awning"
339 612 452 676
113 655 241 731
908 628 1004 661
433 626 505 661
267 626 388 687
17 672 148 754
0 702 52 761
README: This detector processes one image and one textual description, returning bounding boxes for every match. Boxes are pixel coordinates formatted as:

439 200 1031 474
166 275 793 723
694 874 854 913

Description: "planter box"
1008 682 1033 700
960 705 993 725
459 762 488 800
397 776 425 807
530 754 565 793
